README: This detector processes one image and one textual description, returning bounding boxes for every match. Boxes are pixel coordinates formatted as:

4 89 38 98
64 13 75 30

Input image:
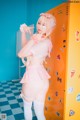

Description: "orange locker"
44 2 80 120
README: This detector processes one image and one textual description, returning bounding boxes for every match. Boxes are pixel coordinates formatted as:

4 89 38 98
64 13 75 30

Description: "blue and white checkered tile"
0 81 37 120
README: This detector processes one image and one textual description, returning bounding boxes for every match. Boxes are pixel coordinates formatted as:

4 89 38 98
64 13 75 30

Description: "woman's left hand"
21 57 27 66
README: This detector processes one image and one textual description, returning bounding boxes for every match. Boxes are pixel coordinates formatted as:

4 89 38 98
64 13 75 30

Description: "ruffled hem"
20 64 50 84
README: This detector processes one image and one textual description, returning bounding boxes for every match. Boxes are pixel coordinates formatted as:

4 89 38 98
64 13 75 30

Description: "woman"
18 13 56 120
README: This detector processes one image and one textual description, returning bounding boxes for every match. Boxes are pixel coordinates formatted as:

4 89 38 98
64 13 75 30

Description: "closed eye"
42 23 46 26
38 22 41 25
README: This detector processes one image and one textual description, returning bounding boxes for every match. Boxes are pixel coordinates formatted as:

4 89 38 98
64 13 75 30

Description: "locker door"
44 3 68 120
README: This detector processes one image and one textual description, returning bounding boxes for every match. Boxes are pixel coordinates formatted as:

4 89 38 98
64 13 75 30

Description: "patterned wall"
64 2 80 120
44 2 80 120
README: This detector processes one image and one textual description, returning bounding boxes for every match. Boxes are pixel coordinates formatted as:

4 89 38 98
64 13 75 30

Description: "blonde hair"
40 13 56 30
38 13 56 38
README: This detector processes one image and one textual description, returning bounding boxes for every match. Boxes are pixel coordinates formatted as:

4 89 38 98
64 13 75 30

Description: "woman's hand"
21 56 32 67
21 57 27 66
20 23 33 34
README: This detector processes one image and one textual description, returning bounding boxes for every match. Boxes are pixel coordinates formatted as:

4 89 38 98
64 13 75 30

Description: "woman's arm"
21 32 28 48
18 24 35 58
18 39 34 58
20 23 34 48
20 24 29 48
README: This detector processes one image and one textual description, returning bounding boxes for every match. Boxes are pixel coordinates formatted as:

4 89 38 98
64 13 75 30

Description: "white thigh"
33 100 46 120
23 99 32 120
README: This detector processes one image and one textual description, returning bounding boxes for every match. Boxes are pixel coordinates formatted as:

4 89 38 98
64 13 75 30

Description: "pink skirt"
20 64 50 101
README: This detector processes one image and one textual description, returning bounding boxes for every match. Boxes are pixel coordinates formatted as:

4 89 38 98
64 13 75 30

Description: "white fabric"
23 99 46 120
30 39 52 59
20 38 52 101
23 100 32 120
34 100 46 120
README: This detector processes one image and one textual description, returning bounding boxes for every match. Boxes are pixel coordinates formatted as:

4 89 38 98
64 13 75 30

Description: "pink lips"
38 29 41 32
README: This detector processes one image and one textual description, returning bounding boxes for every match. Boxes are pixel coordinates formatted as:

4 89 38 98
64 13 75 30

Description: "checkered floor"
0 80 37 120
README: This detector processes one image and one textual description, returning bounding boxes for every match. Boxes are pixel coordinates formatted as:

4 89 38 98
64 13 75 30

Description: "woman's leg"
23 99 32 120
33 81 49 120
34 100 46 120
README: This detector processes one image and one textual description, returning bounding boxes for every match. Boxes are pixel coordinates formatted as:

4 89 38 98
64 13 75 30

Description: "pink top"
28 34 52 64
19 35 53 101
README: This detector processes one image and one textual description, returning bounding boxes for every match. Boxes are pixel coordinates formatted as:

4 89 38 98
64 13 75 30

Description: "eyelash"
38 22 45 26
38 22 41 25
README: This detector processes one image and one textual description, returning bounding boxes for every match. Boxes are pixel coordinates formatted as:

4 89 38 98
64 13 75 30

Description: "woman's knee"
33 101 46 120
23 100 32 120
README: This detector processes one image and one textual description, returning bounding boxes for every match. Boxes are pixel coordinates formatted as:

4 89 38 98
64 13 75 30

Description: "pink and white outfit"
18 12 56 120
20 36 52 102
19 34 52 120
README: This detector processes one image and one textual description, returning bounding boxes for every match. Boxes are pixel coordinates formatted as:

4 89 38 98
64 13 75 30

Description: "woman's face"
36 16 48 34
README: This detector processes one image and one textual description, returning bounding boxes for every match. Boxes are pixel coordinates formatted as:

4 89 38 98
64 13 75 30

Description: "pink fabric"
20 64 51 84
21 65 50 101
20 37 52 101
31 34 38 44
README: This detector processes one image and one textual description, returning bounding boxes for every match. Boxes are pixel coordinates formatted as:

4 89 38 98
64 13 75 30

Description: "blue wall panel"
0 0 27 82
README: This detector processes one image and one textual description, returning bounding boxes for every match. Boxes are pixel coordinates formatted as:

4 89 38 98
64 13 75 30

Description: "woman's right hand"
20 23 33 34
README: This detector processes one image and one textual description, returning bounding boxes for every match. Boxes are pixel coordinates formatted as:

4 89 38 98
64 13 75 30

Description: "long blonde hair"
38 13 56 39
